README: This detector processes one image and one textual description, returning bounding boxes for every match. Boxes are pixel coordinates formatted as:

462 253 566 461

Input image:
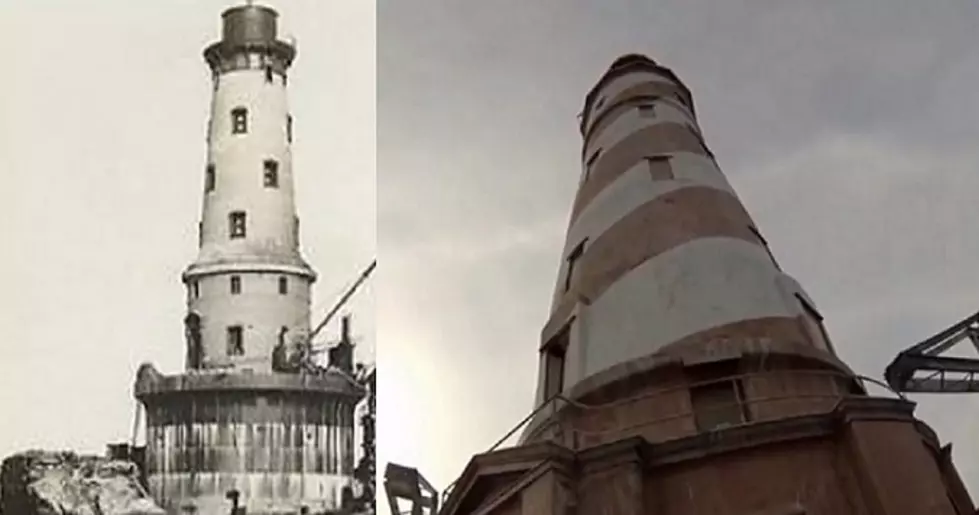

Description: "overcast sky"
0 0 375 459
378 0 979 506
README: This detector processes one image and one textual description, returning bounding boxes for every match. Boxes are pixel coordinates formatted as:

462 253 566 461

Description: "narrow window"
796 293 834 353
278 276 288 295
231 107 248 135
287 115 293 143
230 275 241 295
198 221 203 247
638 104 656 117
564 239 587 293
264 66 274 83
748 225 780 270
263 159 280 188
645 155 673 180
293 216 300 244
543 325 570 400
191 281 200 299
691 380 749 431
229 211 247 239
585 148 602 168
226 326 245 356
205 164 216 192
688 124 714 157
584 148 602 181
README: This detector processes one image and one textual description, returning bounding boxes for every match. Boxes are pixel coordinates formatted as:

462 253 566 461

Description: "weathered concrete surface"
0 450 163 515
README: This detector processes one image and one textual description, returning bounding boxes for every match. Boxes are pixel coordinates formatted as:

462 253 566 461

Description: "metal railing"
439 369 902 507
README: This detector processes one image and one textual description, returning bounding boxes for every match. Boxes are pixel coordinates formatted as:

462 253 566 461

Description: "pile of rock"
0 450 164 515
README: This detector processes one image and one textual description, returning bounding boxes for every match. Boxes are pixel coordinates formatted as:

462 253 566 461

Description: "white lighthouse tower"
134 5 364 514
183 2 315 372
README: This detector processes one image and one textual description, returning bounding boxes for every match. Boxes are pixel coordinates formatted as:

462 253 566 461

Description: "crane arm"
884 311 979 393
308 259 376 343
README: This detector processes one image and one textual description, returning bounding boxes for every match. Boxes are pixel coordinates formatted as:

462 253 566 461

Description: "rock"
0 450 164 515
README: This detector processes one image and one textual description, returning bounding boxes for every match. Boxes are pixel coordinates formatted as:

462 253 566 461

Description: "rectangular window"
748 225 780 270
227 326 244 356
231 107 248 135
585 148 602 168
645 155 673 180
229 211 246 239
287 115 293 143
205 164 216 192
584 148 602 181
690 380 749 431
191 281 200 299
638 104 655 117
264 66 274 83
230 275 241 295
564 239 587 293
198 221 203 247
263 159 279 188
278 276 288 295
543 326 569 400
293 216 300 244
796 293 834 353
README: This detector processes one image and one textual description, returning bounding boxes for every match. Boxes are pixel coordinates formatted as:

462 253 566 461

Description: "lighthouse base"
439 396 973 515
134 364 364 514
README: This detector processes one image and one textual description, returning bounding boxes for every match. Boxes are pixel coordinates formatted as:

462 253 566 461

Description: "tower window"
265 66 274 83
543 324 570 400
229 211 247 239
205 164 216 192
263 159 280 188
748 225 780 270
198 221 203 247
231 107 248 134
227 326 244 356
691 380 750 431
564 239 587 293
638 104 656 117
796 293 834 354
230 275 241 295
584 148 602 181
191 281 200 299
278 276 288 295
287 115 293 143
293 216 300 243
645 155 673 180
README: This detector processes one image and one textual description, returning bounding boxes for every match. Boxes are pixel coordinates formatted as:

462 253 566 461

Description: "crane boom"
308 259 377 343
884 310 979 393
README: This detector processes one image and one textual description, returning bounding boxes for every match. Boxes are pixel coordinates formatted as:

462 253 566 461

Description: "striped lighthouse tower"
437 55 975 515
528 54 839 416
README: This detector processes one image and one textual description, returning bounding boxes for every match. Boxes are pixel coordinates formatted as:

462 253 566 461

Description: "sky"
377 0 979 507
0 0 375 459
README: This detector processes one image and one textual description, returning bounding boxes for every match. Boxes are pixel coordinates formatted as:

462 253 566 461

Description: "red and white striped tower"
437 55 975 515
527 54 842 420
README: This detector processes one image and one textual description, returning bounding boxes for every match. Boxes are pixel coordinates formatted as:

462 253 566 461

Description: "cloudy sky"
0 0 374 459
378 0 979 506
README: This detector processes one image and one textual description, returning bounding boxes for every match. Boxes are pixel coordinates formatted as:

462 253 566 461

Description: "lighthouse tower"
436 55 975 515
184 1 315 374
134 5 364 514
